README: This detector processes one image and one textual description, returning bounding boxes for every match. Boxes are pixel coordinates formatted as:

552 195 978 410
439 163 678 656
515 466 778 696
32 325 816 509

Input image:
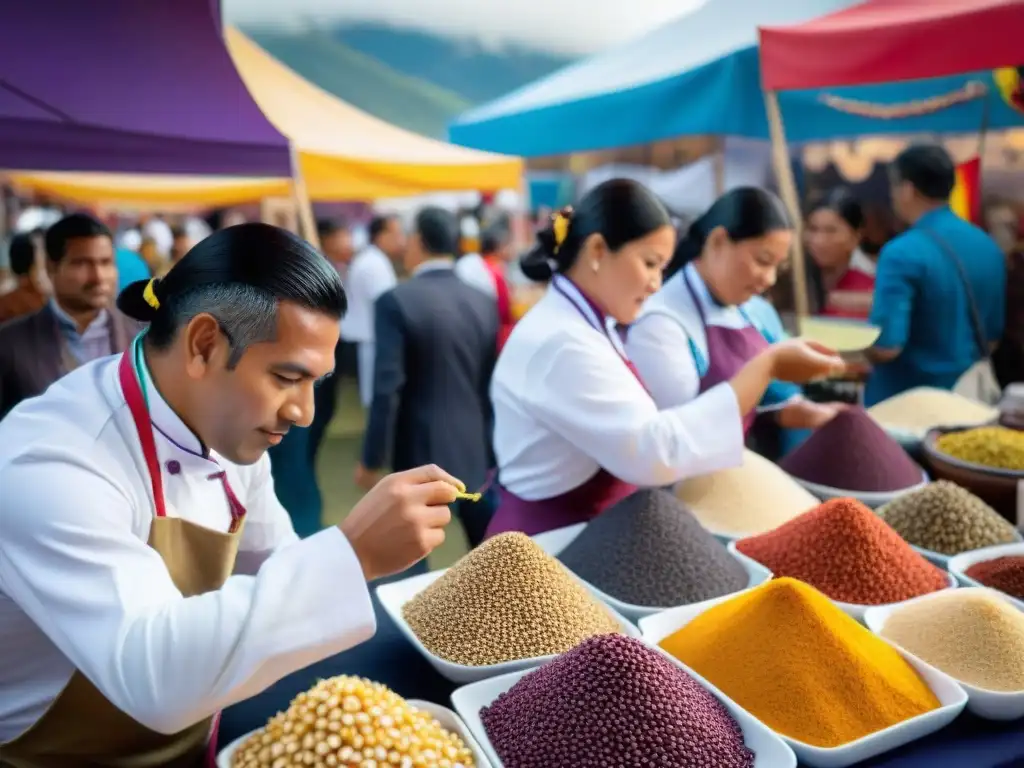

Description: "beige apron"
2 343 247 768
0 518 244 768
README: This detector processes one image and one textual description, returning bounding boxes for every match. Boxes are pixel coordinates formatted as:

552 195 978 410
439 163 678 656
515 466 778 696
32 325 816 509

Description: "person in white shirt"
0 223 462 768
627 188 849 449
342 215 404 407
485 179 845 538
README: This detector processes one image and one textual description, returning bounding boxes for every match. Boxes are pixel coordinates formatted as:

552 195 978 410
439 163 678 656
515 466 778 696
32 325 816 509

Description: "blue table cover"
220 562 1024 767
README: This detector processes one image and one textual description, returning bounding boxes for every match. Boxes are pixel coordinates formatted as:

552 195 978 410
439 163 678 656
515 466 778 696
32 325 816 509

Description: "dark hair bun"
519 225 560 281
117 278 162 323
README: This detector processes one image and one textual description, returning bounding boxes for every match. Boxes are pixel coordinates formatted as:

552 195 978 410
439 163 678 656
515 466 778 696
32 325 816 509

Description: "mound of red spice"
779 407 923 492
965 556 1024 600
736 498 949 605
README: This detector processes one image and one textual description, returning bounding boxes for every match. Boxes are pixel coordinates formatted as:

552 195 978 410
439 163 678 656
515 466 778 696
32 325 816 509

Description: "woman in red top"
806 190 875 319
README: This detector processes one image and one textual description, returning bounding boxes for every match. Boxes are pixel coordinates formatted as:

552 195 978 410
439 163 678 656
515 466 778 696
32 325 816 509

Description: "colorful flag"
950 157 982 226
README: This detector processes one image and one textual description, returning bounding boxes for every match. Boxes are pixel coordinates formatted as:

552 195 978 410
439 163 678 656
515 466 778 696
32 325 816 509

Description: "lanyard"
118 336 246 531
551 275 645 388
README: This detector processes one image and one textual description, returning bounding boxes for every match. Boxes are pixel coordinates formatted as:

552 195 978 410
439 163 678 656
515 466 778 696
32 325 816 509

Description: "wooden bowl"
922 426 1022 525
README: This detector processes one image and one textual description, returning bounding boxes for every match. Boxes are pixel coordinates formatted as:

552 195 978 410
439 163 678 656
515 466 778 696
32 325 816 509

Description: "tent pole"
713 138 726 197
764 90 809 322
288 142 321 250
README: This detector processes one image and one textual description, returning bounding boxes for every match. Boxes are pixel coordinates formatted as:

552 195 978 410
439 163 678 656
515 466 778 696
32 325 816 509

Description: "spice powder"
736 498 949 605
659 578 940 748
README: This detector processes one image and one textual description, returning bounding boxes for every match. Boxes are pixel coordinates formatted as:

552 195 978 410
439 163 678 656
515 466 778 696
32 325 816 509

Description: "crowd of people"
0 140 1019 765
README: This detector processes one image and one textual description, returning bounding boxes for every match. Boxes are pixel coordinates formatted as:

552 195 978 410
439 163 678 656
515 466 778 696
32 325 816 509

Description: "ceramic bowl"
865 590 1024 721
639 592 967 767
216 700 492 767
791 469 929 510
450 662 797 768
375 568 639 684
922 426 1023 525
947 542 1024 612
530 523 772 622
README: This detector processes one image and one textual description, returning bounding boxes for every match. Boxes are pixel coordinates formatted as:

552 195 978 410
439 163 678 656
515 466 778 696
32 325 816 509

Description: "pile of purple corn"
480 634 755 767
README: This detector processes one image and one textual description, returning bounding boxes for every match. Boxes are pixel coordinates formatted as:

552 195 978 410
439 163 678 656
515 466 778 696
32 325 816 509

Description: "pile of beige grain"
676 449 819 537
880 589 1024 692
868 387 996 436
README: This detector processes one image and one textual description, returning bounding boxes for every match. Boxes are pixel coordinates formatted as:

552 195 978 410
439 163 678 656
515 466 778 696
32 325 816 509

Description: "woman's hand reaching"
768 339 847 383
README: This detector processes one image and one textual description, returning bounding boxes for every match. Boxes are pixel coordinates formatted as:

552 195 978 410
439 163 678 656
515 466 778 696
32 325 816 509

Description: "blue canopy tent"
449 0 1024 157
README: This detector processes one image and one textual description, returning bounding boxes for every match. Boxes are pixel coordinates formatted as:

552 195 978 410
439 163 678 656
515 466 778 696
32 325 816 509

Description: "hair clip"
551 207 573 254
142 278 161 310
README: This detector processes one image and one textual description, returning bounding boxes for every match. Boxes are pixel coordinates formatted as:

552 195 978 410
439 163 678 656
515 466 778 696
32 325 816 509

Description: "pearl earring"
591 261 600 273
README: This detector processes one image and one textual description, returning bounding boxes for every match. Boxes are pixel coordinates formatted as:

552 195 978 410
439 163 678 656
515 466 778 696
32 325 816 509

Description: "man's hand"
340 465 461 582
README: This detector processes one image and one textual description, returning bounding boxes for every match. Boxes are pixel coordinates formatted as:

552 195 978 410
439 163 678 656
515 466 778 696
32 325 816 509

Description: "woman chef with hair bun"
485 179 844 538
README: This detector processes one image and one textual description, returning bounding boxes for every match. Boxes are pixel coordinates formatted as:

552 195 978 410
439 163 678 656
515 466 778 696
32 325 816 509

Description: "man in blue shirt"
865 145 1006 406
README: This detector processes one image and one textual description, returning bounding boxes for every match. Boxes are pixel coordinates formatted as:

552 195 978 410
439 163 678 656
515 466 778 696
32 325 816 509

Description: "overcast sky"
223 0 705 56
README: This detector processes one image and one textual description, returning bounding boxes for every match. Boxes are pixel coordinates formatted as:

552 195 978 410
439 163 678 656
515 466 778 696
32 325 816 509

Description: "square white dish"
791 470 929 510
727 541 957 622
864 590 1024 721
909 527 1024 570
450 663 797 768
375 567 639 684
638 590 967 767
948 542 1024 612
216 700 491 768
531 524 772 622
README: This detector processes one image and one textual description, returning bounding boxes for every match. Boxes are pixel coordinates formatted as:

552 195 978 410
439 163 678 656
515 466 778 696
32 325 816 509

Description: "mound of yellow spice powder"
659 578 940 748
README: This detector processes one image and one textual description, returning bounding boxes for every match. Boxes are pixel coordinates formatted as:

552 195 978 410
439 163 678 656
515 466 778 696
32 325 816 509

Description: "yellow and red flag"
950 157 982 226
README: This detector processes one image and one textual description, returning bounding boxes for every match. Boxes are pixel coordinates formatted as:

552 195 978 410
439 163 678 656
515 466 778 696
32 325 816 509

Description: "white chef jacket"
491 275 745 501
626 263 799 411
454 253 497 298
0 355 376 740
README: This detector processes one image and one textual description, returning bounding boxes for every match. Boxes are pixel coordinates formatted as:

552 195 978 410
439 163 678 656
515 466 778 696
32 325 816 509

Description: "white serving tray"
792 470 929 510
865 589 1024 721
531 523 772 622
726 542 957 622
216 700 491 768
375 567 639 684
450 663 797 768
948 542 1024 612
908 525 1024 569
638 591 967 767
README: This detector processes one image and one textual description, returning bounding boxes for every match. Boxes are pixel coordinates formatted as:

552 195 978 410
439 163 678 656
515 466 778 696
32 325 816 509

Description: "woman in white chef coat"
626 187 849 449
485 179 845 538
0 223 461 768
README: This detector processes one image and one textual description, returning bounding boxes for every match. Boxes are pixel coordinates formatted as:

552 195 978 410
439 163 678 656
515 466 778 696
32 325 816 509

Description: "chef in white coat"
0 223 462 768
485 179 845 538
626 188 848 448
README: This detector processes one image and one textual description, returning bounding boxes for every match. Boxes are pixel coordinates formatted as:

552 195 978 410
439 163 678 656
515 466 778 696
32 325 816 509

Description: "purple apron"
484 277 643 539
683 273 769 435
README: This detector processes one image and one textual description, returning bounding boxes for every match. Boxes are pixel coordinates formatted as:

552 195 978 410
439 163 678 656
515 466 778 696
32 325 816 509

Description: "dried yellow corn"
231 676 475 768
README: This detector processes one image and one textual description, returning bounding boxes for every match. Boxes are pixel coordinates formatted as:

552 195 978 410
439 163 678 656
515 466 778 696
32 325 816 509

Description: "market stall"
756 0 1024 318
447 0 1022 158
8 28 522 209
0 0 289 176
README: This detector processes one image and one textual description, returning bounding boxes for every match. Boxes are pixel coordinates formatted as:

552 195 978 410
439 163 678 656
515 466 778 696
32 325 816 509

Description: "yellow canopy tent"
8 27 522 207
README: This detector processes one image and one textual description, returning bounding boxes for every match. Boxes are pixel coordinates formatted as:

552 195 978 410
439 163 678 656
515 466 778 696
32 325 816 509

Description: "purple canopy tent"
0 0 290 176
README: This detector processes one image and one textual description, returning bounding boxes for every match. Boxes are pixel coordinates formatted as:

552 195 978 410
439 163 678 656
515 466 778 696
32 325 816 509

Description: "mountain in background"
332 23 575 105
246 27 470 139
241 23 574 139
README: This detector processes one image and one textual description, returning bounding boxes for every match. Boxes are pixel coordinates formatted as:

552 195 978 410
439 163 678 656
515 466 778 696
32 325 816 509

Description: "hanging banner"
817 81 987 119
994 67 1024 116
950 157 982 226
